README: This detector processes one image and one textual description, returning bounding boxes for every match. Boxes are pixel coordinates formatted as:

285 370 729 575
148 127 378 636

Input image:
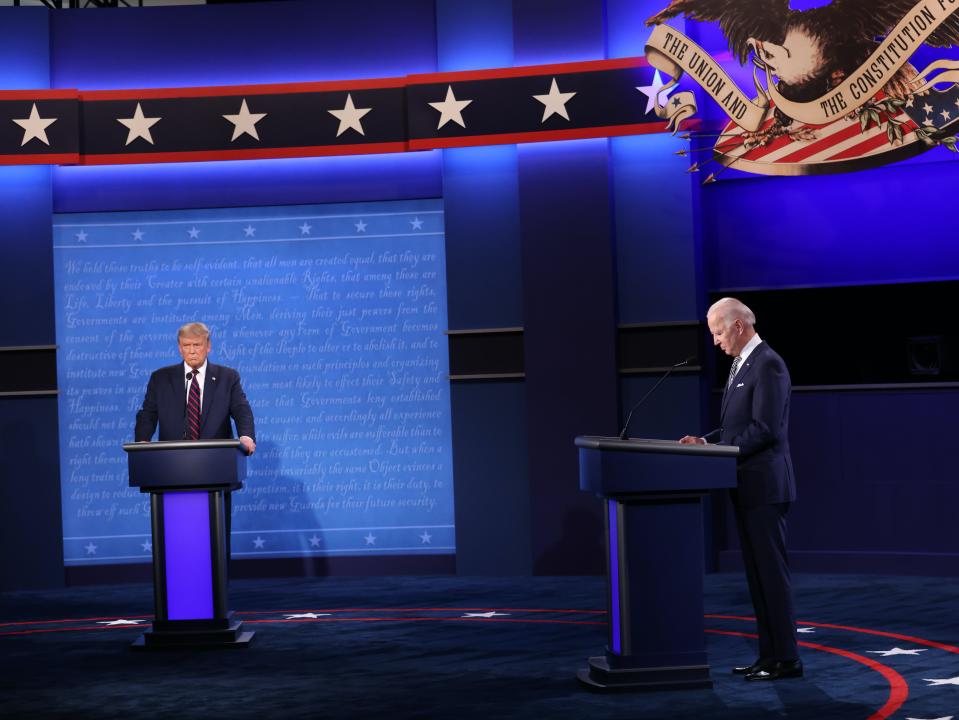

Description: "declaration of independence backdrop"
52 198 455 566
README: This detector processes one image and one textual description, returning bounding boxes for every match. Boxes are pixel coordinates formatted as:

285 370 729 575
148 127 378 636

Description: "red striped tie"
186 370 201 440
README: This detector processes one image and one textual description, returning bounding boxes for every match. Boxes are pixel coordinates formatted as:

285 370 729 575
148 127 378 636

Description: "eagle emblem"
643 0 959 177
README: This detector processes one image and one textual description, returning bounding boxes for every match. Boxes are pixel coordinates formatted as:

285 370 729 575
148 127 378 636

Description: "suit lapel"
170 365 186 420
720 342 766 419
200 363 219 433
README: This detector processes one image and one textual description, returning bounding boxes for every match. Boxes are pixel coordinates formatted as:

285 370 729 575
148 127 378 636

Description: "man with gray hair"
681 298 799 680
135 322 256 455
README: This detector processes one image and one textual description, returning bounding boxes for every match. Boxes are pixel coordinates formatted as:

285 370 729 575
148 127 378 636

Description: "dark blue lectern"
575 436 738 691
123 439 253 649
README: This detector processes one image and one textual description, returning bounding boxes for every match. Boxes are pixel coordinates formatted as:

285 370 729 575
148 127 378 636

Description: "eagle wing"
646 0 792 63
822 0 959 47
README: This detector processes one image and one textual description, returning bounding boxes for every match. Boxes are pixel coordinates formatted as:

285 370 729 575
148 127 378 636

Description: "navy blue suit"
720 341 798 664
134 362 255 442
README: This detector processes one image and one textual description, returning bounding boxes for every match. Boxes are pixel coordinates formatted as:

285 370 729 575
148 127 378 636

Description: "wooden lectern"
575 436 738 691
123 439 253 649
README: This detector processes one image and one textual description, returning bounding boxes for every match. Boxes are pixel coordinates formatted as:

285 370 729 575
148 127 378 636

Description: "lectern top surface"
123 439 243 453
574 436 739 457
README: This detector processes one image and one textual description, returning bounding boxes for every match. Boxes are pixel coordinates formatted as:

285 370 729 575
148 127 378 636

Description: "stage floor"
1 573 957 719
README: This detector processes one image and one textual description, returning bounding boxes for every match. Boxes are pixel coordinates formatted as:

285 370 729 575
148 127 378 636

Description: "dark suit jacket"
720 342 795 508
134 362 255 442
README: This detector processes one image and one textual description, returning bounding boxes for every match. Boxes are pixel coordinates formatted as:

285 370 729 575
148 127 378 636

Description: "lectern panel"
164 492 214 621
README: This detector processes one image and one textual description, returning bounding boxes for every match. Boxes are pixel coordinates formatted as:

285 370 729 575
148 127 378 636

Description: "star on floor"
13 103 57 146
364 532 376 545
299 222 312 236
243 224 256 237
905 716 954 720
329 93 371 137
223 98 267 141
253 536 266 549
462 611 510 618
117 103 161 146
636 69 676 115
868 647 928 657
923 676 959 686
355 219 367 233
428 85 472 129
284 613 332 619
796 626 816 633
187 227 200 239
533 77 576 122
96 619 146 626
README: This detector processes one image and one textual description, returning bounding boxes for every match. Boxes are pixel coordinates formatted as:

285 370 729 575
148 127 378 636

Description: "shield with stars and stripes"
711 84 959 176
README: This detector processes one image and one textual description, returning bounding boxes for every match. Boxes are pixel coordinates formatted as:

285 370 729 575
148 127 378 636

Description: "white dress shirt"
183 360 208 409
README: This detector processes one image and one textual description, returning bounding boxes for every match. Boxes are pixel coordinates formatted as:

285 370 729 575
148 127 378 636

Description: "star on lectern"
117 103 161 146
13 103 57 146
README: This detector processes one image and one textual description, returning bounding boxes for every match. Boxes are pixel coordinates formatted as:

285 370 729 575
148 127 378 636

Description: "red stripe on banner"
407 57 647 86
775 121 867 163
408 120 698 150
706 629 909 720
79 142 409 165
0 153 80 165
0 89 79 100
80 77 408 101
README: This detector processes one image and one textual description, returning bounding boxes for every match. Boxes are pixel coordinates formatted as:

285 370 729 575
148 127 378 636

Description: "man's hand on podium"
679 435 706 445
239 436 256 455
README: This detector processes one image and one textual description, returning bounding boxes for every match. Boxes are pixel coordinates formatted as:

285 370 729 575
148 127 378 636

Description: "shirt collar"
184 360 208 378
737 333 762 364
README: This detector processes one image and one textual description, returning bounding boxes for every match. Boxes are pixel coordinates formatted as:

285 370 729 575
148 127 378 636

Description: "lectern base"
132 619 254 650
576 656 712 692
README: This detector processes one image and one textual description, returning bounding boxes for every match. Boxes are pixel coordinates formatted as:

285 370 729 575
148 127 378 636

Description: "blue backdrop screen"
53 198 454 565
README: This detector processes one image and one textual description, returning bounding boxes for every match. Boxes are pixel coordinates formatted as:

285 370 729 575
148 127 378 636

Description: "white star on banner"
942 109 953 122
533 77 576 122
13 103 57 147
419 531 432 544
96 619 146 626
796 626 816 633
410 217 423 230
924 103 934 115
636 69 676 115
462 611 510 618
364 533 376 545
84 542 97 555
117 103 161 146
253 536 266 549
132 229 144 241
223 98 266 142
141 539 152 552
243 225 256 237
429 86 472 129
955 98 959 109
75 231 88 243
309 534 321 547
284 613 331 619
924 676 959 686
187 227 200 239
355 219 367 233
329 93 372 137
299 222 312 236
868 647 928 657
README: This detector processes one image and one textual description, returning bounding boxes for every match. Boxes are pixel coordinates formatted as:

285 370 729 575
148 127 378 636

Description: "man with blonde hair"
681 298 799 680
135 322 256 455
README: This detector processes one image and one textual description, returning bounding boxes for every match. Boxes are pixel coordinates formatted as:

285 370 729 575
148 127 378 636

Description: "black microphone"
618 357 695 440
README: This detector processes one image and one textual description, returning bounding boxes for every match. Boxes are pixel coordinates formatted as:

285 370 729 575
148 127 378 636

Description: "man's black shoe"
744 659 803 681
732 660 771 675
